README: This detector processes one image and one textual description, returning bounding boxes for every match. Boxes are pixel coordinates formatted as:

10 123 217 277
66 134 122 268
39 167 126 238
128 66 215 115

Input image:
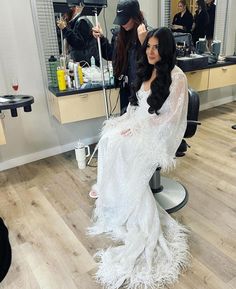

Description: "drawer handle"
190 71 197 75
222 67 228 71
79 94 88 98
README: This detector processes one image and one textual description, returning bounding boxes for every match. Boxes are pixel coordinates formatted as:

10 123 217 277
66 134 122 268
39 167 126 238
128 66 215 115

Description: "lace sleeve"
148 71 188 127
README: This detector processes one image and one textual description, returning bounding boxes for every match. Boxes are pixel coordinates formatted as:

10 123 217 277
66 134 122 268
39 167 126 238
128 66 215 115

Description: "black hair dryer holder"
0 95 34 117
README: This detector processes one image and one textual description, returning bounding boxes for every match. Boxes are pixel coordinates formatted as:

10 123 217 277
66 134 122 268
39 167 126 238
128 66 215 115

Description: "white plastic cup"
75 145 90 169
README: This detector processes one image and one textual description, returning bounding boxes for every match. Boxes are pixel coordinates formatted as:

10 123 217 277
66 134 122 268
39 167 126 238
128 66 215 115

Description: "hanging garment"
89 65 190 289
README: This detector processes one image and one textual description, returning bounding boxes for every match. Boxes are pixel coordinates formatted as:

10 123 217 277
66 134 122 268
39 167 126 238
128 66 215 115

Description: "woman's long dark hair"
196 0 207 11
113 11 144 78
130 27 176 115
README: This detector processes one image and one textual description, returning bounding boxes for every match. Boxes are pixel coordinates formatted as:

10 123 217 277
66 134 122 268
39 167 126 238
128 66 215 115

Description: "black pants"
120 85 130 112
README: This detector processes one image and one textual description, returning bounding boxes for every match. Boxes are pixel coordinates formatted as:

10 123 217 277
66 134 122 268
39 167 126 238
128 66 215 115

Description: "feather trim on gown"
88 66 190 289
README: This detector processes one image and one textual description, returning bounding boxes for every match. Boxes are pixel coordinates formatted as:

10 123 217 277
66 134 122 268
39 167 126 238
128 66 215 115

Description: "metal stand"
94 8 109 120
59 13 65 57
85 6 109 165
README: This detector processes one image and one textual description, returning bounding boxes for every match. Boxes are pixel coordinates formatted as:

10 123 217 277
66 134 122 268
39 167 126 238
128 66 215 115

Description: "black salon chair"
150 88 200 213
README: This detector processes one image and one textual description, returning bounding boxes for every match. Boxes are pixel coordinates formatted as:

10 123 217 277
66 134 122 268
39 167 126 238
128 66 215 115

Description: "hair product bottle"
56 68 66 91
78 64 84 85
48 55 59 88
73 63 79 89
90 56 96 68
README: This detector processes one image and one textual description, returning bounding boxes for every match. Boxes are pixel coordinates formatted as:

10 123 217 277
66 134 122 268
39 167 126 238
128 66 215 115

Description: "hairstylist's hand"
137 23 148 45
57 19 67 30
92 23 104 39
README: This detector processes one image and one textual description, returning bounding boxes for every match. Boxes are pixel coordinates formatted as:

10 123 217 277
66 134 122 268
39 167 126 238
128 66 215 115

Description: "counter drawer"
50 89 120 124
208 65 236 89
185 69 209 91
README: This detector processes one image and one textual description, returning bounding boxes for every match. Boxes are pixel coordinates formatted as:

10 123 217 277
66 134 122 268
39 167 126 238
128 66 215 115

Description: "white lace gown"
89 66 190 289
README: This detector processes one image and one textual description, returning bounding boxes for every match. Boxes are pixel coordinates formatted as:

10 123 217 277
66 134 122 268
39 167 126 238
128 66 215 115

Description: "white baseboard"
200 95 236 111
0 135 99 172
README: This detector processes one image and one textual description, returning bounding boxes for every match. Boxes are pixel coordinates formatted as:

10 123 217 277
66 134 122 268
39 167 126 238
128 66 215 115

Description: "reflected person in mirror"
92 0 148 112
57 2 99 65
205 0 216 51
171 0 193 34
191 0 209 45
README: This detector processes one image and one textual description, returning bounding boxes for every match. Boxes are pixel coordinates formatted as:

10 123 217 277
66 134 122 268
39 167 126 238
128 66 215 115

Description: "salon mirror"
52 0 116 58
170 0 218 52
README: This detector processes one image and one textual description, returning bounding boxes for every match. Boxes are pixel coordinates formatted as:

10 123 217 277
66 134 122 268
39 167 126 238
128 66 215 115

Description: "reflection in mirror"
32 0 116 89
171 0 217 51
53 1 100 66
53 2 70 55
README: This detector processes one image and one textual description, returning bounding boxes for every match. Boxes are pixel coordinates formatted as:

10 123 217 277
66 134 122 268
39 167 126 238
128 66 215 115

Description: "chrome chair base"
152 176 188 214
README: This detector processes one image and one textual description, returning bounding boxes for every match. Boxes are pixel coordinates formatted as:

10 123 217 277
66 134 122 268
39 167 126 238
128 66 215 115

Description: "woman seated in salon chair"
88 27 190 289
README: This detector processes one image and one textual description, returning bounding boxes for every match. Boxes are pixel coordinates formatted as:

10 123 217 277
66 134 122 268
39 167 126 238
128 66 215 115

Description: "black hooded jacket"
62 15 99 65
100 27 141 90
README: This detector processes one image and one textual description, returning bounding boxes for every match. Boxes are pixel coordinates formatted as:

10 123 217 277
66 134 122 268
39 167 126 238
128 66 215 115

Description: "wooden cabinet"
208 65 236 89
49 64 236 125
50 89 120 124
0 119 6 145
185 69 209 91
185 64 236 92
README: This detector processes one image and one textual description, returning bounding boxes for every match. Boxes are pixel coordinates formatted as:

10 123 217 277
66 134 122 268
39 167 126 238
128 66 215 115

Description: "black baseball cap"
113 0 140 26
67 0 82 7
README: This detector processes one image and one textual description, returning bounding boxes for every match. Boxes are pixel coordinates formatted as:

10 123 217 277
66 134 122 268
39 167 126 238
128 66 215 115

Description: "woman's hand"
57 19 67 30
137 23 148 45
92 23 104 39
120 128 132 136
172 24 183 30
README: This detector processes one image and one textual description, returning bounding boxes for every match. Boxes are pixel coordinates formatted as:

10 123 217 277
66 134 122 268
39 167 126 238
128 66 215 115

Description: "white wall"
139 0 158 28
225 0 236 55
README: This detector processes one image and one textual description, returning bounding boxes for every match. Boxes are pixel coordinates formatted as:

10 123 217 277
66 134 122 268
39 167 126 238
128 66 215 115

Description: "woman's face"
146 36 161 65
121 18 135 31
178 2 186 12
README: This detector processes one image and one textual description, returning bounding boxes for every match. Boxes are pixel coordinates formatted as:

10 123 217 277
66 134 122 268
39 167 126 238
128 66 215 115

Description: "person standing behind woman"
92 0 148 111
171 0 193 34
191 0 209 45
57 3 99 65
205 0 216 50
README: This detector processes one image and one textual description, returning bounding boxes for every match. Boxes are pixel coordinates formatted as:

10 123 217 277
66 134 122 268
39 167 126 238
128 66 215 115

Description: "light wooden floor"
0 101 236 289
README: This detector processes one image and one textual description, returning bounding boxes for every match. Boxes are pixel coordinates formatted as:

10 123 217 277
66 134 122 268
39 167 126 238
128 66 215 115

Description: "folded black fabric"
0 218 12 283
